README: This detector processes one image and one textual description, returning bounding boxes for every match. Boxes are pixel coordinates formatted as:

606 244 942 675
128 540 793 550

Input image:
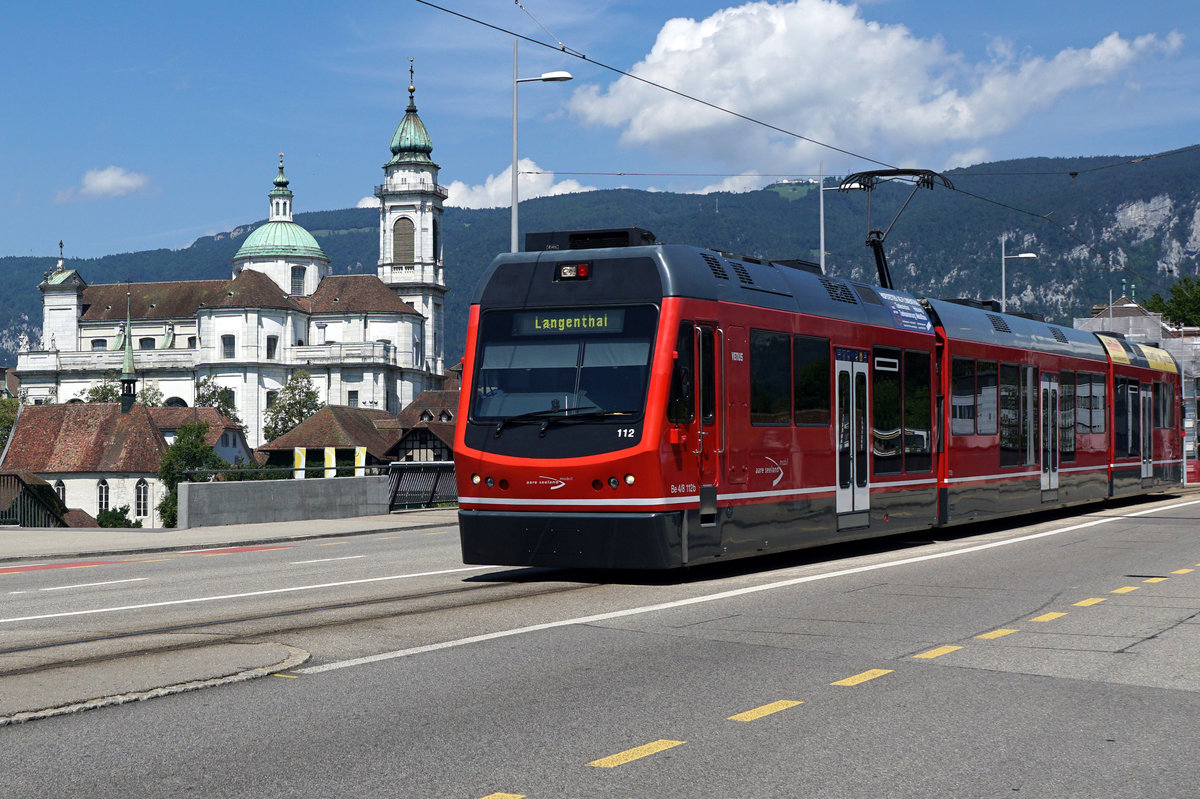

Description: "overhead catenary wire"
418 0 1188 296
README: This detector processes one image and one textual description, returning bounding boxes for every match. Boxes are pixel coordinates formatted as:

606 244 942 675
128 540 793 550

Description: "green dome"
387 87 435 167
234 221 329 262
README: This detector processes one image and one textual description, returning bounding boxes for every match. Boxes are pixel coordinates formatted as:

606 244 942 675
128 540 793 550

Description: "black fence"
387 461 457 510
0 472 68 528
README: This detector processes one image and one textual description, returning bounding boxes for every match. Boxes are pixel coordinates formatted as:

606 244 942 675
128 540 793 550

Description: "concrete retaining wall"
178 476 391 529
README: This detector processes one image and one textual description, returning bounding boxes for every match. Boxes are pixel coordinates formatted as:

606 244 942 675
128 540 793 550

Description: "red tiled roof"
305 275 420 315
64 508 100 528
257 405 403 459
211 268 305 311
0 403 167 474
149 407 243 448
81 280 229 322
396 389 460 427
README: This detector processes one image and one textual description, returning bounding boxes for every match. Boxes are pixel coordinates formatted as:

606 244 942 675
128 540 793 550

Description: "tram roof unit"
477 240 937 335
923 297 1108 362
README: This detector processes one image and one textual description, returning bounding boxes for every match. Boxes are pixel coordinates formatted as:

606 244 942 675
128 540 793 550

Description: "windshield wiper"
537 410 634 436
492 405 603 437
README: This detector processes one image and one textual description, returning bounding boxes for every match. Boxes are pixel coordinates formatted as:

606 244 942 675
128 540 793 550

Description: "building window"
188 336 197 349
138 337 156 350
266 390 278 409
91 339 107 351
222 335 235 359
347 390 359 408
291 266 306 296
54 480 65 502
393 217 415 264
97 480 110 513
135 479 149 518
266 335 279 360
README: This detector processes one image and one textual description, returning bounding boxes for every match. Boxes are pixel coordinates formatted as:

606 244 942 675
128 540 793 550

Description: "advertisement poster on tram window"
877 289 934 333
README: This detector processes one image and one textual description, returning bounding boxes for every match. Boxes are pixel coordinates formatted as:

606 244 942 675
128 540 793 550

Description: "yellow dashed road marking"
913 645 962 659
1074 598 1106 607
1031 612 1067 622
1111 586 1140 594
589 740 685 768
832 669 893 686
977 628 1018 639
1143 577 1168 583
728 700 803 722
1172 569 1194 575
480 794 526 799
318 542 348 546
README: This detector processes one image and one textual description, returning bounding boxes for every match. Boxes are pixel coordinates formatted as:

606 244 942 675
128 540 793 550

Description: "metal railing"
387 461 457 510
0 472 68 528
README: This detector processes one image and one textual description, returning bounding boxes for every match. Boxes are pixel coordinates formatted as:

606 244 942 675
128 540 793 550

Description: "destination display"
512 308 625 336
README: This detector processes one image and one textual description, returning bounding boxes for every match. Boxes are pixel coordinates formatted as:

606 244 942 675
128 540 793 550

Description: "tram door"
1141 384 1154 481
1040 373 1060 498
835 349 870 529
695 323 721 524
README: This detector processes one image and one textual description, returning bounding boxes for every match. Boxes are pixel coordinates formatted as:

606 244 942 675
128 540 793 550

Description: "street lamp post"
512 41 572 253
817 162 863 274
1000 236 1038 312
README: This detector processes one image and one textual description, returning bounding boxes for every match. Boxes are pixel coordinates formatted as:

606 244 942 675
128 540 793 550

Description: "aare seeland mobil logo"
528 475 571 490
754 456 787 487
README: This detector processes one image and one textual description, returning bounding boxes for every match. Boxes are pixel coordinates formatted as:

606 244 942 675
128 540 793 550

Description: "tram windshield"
470 305 658 422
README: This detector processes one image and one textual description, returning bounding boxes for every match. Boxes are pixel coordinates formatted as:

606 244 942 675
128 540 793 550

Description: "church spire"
388 61 435 167
120 291 137 413
268 153 293 221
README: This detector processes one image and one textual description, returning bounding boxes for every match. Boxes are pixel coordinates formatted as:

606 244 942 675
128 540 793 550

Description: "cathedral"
15 79 448 447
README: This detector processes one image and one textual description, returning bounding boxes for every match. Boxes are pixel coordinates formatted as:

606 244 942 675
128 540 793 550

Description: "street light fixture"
512 42 572 253
1000 236 1037 312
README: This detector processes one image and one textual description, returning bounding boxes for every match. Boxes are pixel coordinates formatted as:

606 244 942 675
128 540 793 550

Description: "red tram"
454 229 1183 569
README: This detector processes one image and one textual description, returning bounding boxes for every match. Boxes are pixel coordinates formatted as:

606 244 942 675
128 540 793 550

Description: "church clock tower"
376 62 446 377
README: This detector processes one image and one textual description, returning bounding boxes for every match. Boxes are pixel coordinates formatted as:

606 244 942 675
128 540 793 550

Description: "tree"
262 369 323 442
0 397 17 453
156 421 225 528
76 372 121 403
138 383 165 407
195 375 242 425
97 504 142 528
1146 276 1200 327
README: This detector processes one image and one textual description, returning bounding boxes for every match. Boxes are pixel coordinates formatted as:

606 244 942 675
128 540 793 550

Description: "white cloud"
57 165 151 203
445 159 596 209
568 0 1182 170
693 173 772 194
357 196 381 209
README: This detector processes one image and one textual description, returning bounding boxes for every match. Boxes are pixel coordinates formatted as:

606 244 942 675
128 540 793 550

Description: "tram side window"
667 322 694 424
750 329 791 425
1154 382 1173 429
1060 369 1076 462
700 327 717 425
1114 377 1139 457
951 358 976 435
999 364 1021 467
872 347 903 474
1020 366 1038 466
793 335 830 426
977 361 998 435
903 351 932 473
1091 374 1106 434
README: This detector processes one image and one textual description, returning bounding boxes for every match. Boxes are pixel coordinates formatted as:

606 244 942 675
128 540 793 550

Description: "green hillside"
3 146 1198 369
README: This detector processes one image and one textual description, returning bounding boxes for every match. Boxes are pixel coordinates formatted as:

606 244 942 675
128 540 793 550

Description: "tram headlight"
608 476 619 489
485 477 495 488
471 473 482 485
624 474 636 485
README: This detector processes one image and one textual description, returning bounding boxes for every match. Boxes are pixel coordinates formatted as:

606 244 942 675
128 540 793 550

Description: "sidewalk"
0 508 460 563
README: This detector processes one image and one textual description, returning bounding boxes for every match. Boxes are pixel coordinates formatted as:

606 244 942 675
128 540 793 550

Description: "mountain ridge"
2 146 1197 369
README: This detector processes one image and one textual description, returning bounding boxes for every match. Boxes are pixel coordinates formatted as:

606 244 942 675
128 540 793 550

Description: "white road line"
0 566 490 625
41 578 148 592
299 496 1200 675
290 556 367 565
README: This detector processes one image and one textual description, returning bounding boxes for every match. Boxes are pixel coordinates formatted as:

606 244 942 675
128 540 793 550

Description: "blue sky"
3 0 1197 259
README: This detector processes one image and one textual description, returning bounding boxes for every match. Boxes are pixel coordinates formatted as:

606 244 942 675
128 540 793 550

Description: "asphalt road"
5 494 1200 797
